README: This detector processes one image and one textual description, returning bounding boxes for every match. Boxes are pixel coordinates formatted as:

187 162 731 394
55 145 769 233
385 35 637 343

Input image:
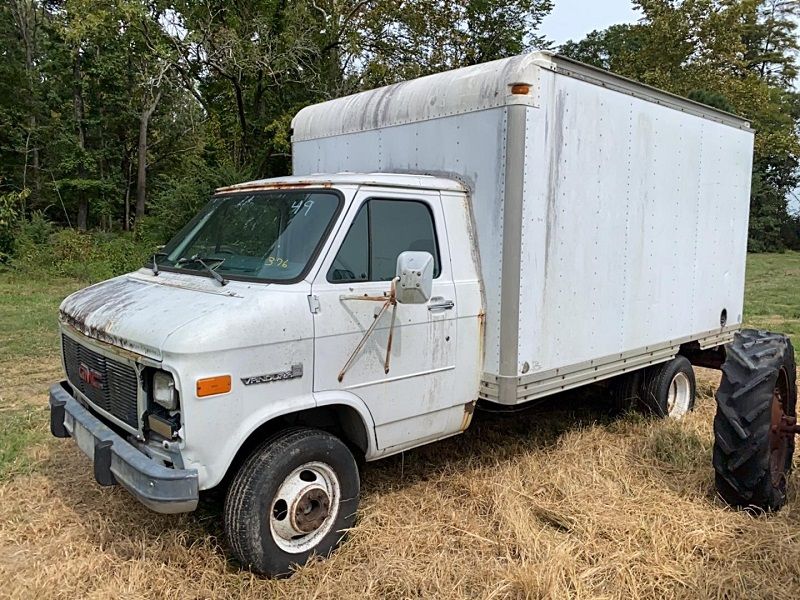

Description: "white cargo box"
292 51 754 405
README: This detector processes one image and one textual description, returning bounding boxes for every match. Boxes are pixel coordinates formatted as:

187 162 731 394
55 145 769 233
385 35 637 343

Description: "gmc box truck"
49 51 754 575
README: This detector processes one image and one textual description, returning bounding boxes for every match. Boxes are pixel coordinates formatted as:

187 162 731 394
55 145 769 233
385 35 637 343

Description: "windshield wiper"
177 255 228 286
151 252 167 276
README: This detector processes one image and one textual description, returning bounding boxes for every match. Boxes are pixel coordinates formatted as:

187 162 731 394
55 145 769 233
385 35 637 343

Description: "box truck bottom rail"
481 325 738 404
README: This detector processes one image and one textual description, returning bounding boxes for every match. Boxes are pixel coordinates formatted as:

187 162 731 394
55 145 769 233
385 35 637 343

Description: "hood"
59 271 244 360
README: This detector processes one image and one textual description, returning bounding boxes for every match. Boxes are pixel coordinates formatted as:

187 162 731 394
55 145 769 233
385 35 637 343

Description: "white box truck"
49 51 754 575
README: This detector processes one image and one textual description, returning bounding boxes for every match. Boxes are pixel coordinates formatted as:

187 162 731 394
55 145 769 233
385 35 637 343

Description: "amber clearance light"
511 83 530 95
196 375 232 397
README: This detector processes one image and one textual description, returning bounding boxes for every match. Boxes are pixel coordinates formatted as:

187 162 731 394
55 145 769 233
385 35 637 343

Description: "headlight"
152 371 178 410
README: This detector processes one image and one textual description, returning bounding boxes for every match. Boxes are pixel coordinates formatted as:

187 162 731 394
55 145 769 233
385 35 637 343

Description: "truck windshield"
155 190 342 282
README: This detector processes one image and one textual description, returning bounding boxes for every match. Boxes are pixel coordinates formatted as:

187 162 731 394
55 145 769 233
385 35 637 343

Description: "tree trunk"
124 155 132 231
135 115 148 223
73 50 88 230
232 79 248 166
30 114 40 204
135 89 162 224
25 43 40 207
13 0 41 207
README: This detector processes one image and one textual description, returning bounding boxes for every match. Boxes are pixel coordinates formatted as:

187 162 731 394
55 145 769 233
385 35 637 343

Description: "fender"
191 392 316 490
313 389 379 459
192 390 377 490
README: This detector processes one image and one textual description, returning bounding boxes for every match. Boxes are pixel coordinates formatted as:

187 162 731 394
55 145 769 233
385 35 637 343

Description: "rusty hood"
59 272 242 360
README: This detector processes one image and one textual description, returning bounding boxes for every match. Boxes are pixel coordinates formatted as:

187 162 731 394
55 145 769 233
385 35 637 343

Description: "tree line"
0 0 798 253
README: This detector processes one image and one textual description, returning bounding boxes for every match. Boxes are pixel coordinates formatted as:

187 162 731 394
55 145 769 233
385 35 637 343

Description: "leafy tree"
8 1 43 208
741 0 799 86
1 0 795 252
559 24 650 73
156 0 554 186
341 0 553 87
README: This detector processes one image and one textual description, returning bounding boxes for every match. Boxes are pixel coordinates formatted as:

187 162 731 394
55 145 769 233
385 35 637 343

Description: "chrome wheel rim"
667 372 692 418
269 461 341 554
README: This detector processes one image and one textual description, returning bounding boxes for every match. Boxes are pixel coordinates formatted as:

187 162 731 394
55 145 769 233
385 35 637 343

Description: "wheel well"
214 405 370 493
679 341 727 370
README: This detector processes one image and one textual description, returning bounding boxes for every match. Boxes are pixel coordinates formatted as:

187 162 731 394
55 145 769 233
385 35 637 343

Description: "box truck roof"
292 51 750 143
215 172 466 194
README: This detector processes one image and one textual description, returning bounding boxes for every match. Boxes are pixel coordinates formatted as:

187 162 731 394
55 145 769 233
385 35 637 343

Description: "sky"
540 0 642 47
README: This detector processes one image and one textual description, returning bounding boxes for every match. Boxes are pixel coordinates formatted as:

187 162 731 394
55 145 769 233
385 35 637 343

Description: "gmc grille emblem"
78 363 104 390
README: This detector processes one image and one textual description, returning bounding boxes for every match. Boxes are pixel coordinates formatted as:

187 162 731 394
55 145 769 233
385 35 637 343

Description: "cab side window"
328 204 368 282
327 199 441 283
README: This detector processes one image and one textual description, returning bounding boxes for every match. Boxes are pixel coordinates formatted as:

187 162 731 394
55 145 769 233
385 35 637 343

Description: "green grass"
0 407 46 481
743 251 800 340
0 268 81 362
643 421 709 470
0 269 80 478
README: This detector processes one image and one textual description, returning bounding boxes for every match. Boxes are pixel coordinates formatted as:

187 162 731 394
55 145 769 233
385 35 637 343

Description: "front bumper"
49 381 199 514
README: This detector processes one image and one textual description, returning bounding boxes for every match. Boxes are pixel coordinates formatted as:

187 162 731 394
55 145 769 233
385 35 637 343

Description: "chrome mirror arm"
337 278 399 382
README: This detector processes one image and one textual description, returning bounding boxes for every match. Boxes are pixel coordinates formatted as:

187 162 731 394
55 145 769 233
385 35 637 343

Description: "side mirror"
395 251 434 304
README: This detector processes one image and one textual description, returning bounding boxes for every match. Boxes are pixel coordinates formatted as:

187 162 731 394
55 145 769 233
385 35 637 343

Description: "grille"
62 334 140 429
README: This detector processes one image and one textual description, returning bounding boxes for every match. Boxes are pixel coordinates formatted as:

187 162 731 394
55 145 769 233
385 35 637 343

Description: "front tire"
224 428 360 576
713 330 797 512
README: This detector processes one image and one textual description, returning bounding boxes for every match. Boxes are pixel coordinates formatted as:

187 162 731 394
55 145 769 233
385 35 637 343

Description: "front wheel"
224 428 360 576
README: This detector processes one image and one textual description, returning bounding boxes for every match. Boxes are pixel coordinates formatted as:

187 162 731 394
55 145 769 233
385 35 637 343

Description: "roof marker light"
511 83 530 95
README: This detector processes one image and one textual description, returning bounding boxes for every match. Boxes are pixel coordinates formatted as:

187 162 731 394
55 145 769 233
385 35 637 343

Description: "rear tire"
224 428 360 577
713 330 797 512
641 356 696 418
609 371 643 413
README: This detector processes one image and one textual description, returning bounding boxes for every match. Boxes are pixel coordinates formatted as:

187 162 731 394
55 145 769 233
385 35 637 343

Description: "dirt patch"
0 355 63 411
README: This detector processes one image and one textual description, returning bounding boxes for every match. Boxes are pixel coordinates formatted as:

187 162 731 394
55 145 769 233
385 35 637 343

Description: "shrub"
144 160 254 243
0 189 29 262
12 221 156 283
18 210 53 246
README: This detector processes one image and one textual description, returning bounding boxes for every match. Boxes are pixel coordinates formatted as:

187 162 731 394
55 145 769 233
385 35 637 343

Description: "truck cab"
50 173 483 574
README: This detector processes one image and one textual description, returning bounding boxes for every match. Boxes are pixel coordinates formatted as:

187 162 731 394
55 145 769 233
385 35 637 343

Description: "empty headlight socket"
142 367 181 439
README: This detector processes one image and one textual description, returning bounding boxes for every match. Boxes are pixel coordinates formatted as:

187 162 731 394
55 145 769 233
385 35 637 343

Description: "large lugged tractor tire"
713 330 797 512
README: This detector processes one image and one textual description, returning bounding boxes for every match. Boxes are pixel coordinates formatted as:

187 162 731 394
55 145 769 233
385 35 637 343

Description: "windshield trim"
152 187 345 285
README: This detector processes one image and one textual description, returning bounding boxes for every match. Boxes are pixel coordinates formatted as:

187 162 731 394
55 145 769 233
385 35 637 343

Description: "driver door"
311 188 460 451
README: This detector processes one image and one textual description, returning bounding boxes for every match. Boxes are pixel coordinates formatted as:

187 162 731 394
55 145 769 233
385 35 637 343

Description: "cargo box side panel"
516 71 752 377
691 122 752 332
293 109 509 374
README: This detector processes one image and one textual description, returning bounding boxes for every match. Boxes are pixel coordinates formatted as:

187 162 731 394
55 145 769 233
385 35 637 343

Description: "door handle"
428 298 454 311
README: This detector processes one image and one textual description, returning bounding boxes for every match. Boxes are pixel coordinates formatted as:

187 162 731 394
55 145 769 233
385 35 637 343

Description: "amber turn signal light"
510 83 530 95
196 375 232 397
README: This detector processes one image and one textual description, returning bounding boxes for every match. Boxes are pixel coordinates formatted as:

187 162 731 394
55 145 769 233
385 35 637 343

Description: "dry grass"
2 370 800 599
